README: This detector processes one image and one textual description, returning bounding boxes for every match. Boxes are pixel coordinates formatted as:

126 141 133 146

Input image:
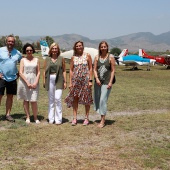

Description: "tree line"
0 35 122 55
0 35 55 53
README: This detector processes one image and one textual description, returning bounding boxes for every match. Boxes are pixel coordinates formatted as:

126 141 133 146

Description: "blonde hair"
48 42 61 57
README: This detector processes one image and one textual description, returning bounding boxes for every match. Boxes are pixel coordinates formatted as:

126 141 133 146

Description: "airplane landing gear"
147 65 151 71
132 66 138 70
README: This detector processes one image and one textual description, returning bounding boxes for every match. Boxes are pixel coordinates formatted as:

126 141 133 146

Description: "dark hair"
73 41 84 56
22 43 35 54
98 41 109 55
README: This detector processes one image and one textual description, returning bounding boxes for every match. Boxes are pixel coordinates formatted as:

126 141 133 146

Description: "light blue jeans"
94 83 112 115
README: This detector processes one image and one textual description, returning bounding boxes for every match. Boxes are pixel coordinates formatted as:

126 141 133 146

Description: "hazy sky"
1 0 170 39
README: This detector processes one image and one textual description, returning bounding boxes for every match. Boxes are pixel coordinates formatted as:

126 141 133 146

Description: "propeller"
114 56 120 65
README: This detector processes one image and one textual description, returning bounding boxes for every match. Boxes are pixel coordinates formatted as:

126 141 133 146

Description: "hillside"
18 31 170 52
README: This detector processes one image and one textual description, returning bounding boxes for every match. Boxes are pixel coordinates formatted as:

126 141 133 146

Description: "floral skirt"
65 85 93 108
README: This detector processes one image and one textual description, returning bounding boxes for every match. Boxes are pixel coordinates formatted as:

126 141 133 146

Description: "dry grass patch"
0 59 170 169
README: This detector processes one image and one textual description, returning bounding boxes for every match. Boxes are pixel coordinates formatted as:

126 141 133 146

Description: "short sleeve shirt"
0 47 22 82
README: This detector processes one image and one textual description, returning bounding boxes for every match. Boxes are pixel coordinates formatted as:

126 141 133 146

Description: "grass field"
0 57 170 170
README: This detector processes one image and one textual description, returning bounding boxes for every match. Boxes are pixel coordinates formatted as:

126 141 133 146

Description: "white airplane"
118 49 156 71
60 47 98 63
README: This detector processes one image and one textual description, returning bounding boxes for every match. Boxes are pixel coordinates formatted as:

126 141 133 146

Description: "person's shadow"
94 119 116 126
77 119 94 125
45 117 69 124
0 113 45 122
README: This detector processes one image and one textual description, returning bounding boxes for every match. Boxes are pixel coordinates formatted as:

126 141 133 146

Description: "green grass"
0 58 170 170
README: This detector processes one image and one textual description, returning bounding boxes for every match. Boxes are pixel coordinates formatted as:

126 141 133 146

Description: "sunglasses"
26 50 33 52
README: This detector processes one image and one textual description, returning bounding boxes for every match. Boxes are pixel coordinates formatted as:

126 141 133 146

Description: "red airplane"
139 49 170 69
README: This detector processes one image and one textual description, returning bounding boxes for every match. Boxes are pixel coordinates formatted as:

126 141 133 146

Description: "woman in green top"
43 42 67 124
93 41 115 128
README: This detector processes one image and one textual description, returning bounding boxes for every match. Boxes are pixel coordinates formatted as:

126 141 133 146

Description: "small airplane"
40 40 49 59
60 47 98 63
139 49 170 69
118 49 156 71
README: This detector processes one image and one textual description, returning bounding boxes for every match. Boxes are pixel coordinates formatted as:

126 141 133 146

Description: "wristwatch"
89 80 93 82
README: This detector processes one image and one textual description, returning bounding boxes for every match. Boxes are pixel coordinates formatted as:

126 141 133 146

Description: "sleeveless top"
17 58 39 101
97 55 111 85
44 56 64 91
65 54 93 107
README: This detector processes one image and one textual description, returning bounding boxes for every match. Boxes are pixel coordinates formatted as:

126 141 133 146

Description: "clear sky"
0 0 170 39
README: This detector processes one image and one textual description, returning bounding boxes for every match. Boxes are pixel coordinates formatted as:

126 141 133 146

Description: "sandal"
71 118 77 126
6 115 15 122
97 122 105 128
83 118 89 126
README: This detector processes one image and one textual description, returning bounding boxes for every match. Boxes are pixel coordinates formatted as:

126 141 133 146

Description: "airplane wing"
120 61 140 66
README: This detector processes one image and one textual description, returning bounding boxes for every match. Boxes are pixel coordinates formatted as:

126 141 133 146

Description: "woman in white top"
17 43 40 124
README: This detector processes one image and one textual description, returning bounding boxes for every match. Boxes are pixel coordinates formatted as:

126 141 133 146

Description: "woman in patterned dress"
17 43 40 124
65 41 93 126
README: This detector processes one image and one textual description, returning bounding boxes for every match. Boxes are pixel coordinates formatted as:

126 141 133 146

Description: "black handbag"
112 75 116 84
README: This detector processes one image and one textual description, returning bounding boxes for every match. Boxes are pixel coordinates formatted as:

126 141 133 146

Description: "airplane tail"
117 49 128 63
119 49 128 58
40 40 49 57
139 49 148 57
139 49 156 66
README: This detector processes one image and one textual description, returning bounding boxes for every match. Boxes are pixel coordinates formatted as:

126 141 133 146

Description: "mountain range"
20 31 170 52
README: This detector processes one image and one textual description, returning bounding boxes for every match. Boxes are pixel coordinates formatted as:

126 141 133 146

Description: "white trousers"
48 75 63 124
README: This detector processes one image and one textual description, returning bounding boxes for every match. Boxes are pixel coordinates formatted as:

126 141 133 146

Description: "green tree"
42 36 54 47
0 36 6 47
15 36 23 52
0 35 23 52
110 47 121 56
36 41 41 50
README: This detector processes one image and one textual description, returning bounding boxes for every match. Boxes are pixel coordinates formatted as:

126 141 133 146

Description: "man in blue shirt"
0 35 22 122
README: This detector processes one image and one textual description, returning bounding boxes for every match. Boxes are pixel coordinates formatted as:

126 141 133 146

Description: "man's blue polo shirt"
0 46 22 82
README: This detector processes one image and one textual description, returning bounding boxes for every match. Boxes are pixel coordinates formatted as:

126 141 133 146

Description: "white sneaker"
55 122 62 125
26 118 30 124
49 121 54 124
35 120 40 124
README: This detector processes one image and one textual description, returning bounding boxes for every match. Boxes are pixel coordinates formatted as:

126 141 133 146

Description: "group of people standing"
0 35 115 128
